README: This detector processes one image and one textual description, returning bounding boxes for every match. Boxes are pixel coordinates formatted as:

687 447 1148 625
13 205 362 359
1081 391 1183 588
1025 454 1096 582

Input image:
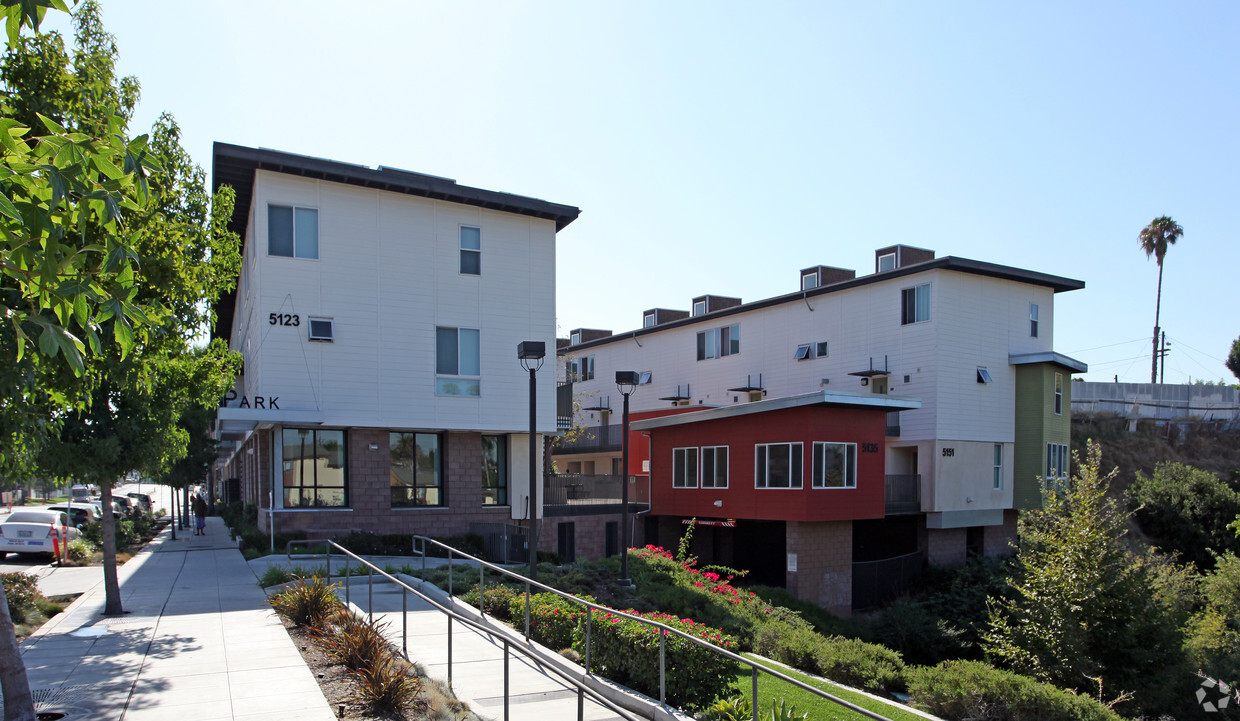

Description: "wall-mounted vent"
308 318 334 342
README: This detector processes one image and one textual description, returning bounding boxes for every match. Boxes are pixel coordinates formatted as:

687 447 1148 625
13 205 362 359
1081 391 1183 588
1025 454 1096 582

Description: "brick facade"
785 520 852 617
925 527 967 567
983 510 1019 558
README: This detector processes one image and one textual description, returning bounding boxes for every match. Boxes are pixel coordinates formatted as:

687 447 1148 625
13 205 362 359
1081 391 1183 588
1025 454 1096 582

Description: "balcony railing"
557 381 574 431
544 473 649 516
554 424 624 454
884 474 920 515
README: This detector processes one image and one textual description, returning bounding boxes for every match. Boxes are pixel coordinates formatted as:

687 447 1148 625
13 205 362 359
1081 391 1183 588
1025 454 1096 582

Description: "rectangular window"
816 341 829 358
697 324 740 361
755 442 803 489
565 356 595 382
282 429 347 507
993 444 1003 490
693 300 707 316
1045 442 1069 481
701 446 728 488
878 253 896 272
643 312 656 328
460 226 481 275
901 283 930 325
308 318 333 342
1030 303 1039 338
436 327 480 396
977 367 993 384
672 447 698 488
1054 373 1063 415
801 272 818 290
638 371 652 385
268 205 319 259
812 442 856 488
391 432 443 507
794 344 811 360
481 435 507 505
570 332 581 345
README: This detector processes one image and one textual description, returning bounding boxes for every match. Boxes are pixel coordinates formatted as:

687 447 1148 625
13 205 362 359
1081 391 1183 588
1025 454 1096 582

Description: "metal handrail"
408 535 896 721
285 539 644 721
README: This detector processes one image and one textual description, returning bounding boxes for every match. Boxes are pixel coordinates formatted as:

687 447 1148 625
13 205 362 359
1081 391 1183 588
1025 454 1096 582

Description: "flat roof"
631 390 921 431
210 143 581 340
1009 351 1089 373
561 256 1085 353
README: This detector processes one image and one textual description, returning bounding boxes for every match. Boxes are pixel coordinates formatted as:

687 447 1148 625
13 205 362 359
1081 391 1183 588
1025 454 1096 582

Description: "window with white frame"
1029 303 1039 338
1054 373 1063 415
701 446 728 488
638 371 652 385
268 205 319 259
692 300 707 316
570 331 581 345
460 226 481 275
755 442 803 489
901 283 930 325
993 444 1003 490
878 253 896 272
794 344 811 360
643 312 656 328
1045 442 1069 482
801 272 818 290
672 447 698 488
696 323 740 361
435 326 480 396
816 341 829 358
812 442 856 488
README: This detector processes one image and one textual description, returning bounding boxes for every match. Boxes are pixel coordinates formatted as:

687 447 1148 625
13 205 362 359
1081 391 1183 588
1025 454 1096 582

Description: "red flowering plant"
576 607 741 711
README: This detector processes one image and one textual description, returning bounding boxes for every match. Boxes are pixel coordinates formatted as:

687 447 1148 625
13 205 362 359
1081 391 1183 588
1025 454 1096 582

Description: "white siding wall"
565 267 1061 517
235 170 558 433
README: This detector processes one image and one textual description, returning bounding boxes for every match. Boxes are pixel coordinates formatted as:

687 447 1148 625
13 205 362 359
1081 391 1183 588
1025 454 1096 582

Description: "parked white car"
0 510 81 558
89 500 124 520
46 503 102 528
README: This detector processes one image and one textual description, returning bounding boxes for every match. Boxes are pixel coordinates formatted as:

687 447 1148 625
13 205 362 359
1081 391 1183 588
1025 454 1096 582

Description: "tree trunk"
0 584 36 721
1151 262 1164 384
100 481 124 615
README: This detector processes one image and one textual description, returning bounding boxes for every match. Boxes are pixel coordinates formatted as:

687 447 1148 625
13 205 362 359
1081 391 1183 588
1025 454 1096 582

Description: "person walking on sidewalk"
192 492 207 536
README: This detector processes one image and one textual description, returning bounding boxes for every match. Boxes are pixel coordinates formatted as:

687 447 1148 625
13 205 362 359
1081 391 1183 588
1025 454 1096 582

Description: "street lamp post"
615 370 639 585
517 341 546 581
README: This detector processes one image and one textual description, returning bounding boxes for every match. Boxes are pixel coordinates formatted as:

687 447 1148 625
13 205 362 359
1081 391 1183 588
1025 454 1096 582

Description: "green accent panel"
1013 364 1074 510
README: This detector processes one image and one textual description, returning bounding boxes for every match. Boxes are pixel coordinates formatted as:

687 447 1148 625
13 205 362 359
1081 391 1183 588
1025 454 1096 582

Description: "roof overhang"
1009 351 1088 374
215 407 326 465
631 390 921 431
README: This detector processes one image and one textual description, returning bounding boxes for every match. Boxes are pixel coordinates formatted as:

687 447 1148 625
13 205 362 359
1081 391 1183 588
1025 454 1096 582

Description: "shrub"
580 609 739 711
315 610 391 671
258 566 293 588
869 598 967 666
2 572 41 622
906 660 1124 721
753 621 905 694
1130 461 1240 569
348 653 423 713
700 694 752 721
80 517 138 550
460 583 523 621
267 576 342 629
508 592 586 651
65 538 95 562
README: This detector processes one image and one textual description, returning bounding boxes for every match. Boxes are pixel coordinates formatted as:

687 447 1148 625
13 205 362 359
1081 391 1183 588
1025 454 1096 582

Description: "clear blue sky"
46 1 1239 384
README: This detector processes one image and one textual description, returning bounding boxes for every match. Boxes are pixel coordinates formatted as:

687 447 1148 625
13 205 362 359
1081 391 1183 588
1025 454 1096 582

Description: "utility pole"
1159 332 1169 384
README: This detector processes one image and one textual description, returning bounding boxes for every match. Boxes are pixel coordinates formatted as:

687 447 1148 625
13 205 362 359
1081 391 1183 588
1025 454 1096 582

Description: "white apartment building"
210 143 579 544
556 246 1086 594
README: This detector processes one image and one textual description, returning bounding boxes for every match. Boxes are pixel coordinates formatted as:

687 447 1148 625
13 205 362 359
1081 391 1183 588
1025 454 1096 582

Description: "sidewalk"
15 517 335 721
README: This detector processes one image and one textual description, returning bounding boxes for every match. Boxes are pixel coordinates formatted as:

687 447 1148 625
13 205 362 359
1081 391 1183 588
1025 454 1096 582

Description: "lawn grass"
735 654 930 721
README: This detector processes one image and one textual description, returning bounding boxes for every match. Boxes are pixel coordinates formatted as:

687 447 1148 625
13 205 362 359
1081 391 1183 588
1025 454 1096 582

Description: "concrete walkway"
15 517 335 721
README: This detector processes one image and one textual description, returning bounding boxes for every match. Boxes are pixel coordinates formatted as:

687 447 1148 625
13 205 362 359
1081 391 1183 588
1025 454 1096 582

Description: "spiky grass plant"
348 653 424 713
267 576 342 629
314 609 391 671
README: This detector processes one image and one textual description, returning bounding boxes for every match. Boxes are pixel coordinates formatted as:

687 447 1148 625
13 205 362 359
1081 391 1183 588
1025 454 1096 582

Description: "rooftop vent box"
800 265 856 290
691 295 742 316
875 245 935 273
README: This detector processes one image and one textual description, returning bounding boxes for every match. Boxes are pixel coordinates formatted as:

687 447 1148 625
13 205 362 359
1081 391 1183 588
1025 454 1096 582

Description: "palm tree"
1139 216 1183 383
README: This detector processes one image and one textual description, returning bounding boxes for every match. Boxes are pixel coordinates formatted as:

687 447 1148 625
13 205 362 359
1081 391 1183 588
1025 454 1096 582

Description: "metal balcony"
553 424 624 454
884 474 920 515
544 474 649 516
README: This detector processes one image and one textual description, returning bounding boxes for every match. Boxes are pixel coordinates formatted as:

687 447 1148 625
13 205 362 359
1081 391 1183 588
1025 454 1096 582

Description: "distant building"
209 143 579 546
553 246 1086 613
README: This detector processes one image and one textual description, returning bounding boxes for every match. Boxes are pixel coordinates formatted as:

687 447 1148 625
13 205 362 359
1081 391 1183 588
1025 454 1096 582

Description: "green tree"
1138 216 1183 384
984 440 1193 716
1186 552 1240 690
1227 335 1240 383
1130 462 1240 570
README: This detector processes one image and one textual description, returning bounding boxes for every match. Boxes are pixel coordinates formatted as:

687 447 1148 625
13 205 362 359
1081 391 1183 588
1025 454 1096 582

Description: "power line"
1066 338 1147 354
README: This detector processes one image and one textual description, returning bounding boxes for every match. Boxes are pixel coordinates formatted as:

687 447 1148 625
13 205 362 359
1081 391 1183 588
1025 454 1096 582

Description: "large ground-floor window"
391 432 443 507
481 435 508 505
282 428 348 507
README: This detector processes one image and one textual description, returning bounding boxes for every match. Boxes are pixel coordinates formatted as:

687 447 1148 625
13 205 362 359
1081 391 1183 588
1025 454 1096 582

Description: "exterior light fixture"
615 370 640 585
517 341 546 581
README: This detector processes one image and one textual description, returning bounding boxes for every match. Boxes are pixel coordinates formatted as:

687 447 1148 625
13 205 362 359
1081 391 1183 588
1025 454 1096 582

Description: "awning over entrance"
215 407 325 465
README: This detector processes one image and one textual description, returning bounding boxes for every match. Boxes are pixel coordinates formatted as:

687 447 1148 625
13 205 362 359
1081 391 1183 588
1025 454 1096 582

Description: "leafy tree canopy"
1130 461 1240 570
